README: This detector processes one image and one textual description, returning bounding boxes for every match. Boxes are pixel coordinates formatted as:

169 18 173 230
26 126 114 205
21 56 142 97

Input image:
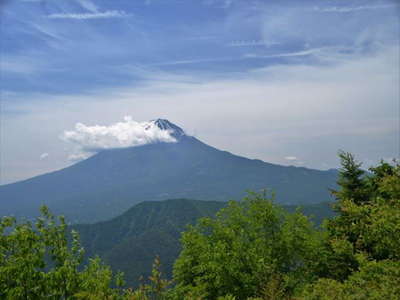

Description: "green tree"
327 156 400 262
331 151 369 205
171 192 324 299
302 155 400 299
0 206 124 299
302 256 400 300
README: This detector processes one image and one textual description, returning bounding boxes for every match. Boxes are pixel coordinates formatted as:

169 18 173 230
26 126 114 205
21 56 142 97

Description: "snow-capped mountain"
152 119 186 139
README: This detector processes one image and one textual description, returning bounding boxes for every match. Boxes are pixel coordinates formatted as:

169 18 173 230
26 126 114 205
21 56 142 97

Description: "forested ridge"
1 153 399 299
73 199 334 287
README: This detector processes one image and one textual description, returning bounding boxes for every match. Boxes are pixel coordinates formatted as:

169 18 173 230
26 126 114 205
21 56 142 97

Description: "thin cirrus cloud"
75 0 99 13
154 46 336 67
48 10 128 20
61 116 177 161
228 40 279 47
314 4 397 13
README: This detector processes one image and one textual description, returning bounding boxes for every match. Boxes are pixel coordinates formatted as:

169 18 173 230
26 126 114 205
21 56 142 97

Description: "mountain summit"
152 119 186 140
0 121 337 223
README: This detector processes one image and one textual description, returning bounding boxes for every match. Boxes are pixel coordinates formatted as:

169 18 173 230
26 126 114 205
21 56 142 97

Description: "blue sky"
1 0 399 184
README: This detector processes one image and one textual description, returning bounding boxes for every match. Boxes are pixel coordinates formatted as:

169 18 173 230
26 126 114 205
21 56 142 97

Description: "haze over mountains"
0 119 337 223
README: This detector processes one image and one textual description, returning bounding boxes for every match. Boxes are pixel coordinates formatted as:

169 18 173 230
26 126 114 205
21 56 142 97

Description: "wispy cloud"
48 10 128 20
5 44 397 173
284 156 297 161
203 0 234 8
185 35 218 41
29 22 63 41
67 152 92 162
314 4 397 13
284 156 305 166
243 47 334 60
39 153 49 160
229 40 278 47
153 48 325 67
152 47 328 67
2 0 399 183
75 0 98 13
152 57 237 66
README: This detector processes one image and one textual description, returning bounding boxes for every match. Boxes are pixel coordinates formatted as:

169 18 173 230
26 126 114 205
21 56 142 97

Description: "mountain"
0 119 338 223
73 198 336 287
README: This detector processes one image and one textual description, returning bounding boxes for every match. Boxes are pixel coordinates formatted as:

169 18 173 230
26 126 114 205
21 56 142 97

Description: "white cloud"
75 0 98 13
152 57 235 66
68 152 92 162
2 44 398 182
39 153 49 160
284 156 297 161
314 5 397 13
229 40 278 47
257 3 398 53
48 10 127 20
243 47 335 59
203 0 234 8
61 116 177 161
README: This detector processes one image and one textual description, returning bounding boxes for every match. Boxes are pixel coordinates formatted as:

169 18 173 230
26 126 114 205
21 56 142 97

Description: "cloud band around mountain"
61 116 177 161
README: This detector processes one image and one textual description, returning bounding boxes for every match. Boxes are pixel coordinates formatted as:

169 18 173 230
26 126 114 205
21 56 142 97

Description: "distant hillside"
73 198 335 287
0 119 337 223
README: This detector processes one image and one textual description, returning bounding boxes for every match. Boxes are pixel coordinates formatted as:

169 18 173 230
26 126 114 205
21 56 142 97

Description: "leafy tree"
331 151 369 205
171 154 400 299
301 257 400 300
2 153 398 300
171 192 324 299
302 155 400 299
0 206 125 299
147 256 170 299
327 155 400 263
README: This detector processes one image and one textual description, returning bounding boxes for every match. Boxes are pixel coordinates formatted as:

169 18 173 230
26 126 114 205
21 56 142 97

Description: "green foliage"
301 257 400 299
327 155 400 265
332 151 369 205
74 199 226 288
302 154 400 298
2 152 398 300
171 192 324 299
1 206 78 298
74 199 333 288
0 206 127 299
135 256 171 300
171 154 400 299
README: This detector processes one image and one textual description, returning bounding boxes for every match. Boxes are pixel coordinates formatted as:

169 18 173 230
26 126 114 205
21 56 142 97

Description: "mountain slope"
73 198 336 287
0 119 338 223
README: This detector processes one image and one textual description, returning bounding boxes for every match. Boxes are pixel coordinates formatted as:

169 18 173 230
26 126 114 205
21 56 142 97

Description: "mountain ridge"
0 120 338 223
73 198 336 287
